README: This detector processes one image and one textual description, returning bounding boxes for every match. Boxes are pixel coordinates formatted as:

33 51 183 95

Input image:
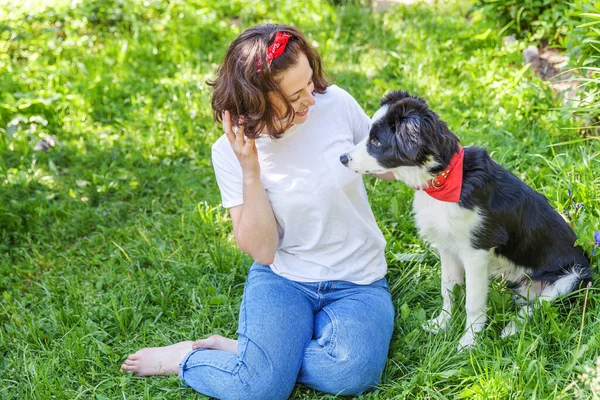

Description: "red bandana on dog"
423 146 464 203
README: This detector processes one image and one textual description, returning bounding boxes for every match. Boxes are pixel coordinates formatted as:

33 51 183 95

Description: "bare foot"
192 334 238 354
120 340 193 376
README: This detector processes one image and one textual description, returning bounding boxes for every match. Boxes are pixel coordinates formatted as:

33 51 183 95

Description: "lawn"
1 0 599 398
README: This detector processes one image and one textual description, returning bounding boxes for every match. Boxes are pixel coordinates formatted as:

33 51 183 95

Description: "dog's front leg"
457 249 489 350
423 249 463 334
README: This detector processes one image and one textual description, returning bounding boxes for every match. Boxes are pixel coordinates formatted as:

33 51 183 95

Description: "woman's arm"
228 177 279 265
222 111 278 265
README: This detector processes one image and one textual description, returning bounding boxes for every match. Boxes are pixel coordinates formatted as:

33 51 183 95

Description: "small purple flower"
568 188 572 198
593 231 600 256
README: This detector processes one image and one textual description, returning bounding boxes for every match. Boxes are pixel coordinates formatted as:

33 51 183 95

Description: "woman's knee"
302 351 386 396
181 347 299 400
334 357 384 395
242 367 297 400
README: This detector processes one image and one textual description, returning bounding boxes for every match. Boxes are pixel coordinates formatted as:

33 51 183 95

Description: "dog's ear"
386 97 429 160
394 114 423 160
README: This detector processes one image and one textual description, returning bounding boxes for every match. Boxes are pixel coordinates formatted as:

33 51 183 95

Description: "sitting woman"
121 23 395 400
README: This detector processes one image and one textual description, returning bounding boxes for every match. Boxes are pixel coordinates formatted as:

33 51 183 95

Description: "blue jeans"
179 262 395 399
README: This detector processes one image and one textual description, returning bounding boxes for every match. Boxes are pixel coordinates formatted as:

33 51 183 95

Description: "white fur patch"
371 104 389 124
413 191 483 252
342 104 392 174
390 158 440 190
344 137 388 174
489 253 532 283
414 190 491 349
539 267 585 301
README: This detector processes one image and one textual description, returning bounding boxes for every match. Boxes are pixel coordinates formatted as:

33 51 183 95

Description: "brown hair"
208 24 329 139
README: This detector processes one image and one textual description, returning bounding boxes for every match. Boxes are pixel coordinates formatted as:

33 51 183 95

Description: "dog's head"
340 91 460 188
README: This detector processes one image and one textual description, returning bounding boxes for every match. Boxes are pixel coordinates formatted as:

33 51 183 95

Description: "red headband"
256 32 291 73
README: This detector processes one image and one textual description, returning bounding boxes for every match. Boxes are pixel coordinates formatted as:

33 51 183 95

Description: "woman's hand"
223 110 260 181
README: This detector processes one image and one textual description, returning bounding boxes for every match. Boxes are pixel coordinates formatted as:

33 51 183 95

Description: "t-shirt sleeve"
344 90 371 144
211 138 244 209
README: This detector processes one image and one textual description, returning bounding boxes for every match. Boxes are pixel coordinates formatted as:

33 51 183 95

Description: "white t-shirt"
211 85 387 284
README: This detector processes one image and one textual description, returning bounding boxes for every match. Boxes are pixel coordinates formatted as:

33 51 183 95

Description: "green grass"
1 0 600 398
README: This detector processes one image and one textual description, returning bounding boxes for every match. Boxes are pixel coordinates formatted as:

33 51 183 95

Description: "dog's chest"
412 191 482 251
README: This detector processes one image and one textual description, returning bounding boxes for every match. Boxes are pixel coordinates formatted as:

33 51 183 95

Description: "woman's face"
271 51 316 127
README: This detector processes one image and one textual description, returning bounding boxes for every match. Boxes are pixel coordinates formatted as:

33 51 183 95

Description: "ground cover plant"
1 0 599 398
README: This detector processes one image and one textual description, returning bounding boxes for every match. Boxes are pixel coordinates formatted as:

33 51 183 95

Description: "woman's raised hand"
222 110 260 181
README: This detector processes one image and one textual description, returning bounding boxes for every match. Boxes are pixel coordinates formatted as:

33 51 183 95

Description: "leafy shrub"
475 0 572 43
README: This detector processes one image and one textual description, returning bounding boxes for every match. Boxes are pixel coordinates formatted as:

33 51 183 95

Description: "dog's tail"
539 264 592 301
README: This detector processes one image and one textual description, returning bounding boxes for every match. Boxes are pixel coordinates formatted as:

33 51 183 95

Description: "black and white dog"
340 91 592 349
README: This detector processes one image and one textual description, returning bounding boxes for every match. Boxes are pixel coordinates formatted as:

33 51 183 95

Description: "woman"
121 24 395 400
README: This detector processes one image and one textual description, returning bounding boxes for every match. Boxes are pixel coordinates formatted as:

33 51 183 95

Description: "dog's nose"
340 154 350 166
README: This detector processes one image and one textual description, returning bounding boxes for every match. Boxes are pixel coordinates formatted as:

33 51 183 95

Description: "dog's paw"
500 321 519 339
457 332 477 350
422 313 451 334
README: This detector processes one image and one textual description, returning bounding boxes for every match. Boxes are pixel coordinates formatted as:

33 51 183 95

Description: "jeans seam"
323 306 338 356
327 281 337 294
183 353 236 372
230 267 274 387
234 279 250 376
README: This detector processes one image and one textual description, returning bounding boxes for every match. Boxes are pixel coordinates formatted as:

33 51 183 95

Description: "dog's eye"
370 138 381 147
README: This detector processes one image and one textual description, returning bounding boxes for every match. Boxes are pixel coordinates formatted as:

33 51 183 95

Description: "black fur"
370 91 459 173
461 146 591 285
375 90 592 291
